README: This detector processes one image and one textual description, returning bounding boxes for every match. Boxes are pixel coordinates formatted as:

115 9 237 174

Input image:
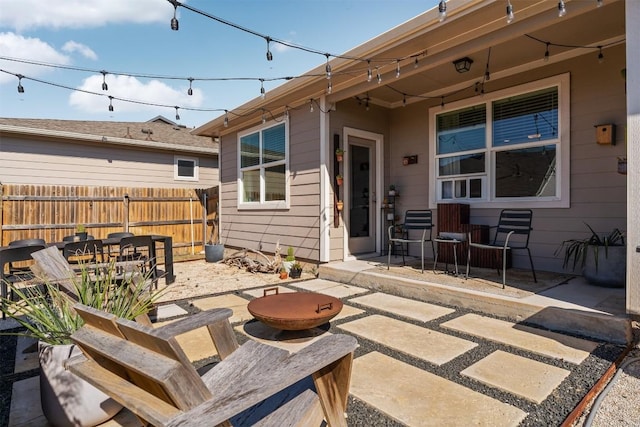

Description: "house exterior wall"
380 45 627 273
218 107 322 261
0 136 218 188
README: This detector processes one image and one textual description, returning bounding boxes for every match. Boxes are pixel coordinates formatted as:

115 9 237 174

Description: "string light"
506 1 514 24
169 0 179 30
325 54 332 79
260 79 265 99
544 42 550 62
309 99 314 113
223 110 229 127
402 94 407 107
187 77 193 95
327 80 332 94
175 106 180 120
366 61 372 82
438 0 447 22
101 70 108 91
598 46 604 63
261 109 266 124
376 67 382 84
108 96 114 112
414 57 419 69
441 97 445 108
16 74 24 93
558 0 567 18
395 60 401 78
265 37 273 61
596 0 604 7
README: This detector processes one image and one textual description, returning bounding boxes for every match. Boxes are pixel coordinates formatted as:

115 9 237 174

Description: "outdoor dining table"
50 235 175 284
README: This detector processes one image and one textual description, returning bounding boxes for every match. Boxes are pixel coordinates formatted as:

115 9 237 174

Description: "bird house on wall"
595 124 615 145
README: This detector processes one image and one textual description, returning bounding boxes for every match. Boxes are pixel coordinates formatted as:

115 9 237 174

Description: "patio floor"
2 256 635 426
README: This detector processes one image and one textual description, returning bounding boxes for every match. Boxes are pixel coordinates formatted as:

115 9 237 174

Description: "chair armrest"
154 308 233 339
171 334 358 427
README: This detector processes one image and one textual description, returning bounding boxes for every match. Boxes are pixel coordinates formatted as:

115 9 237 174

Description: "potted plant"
556 223 626 287
75 224 88 241
289 261 303 279
388 185 397 196
204 218 225 263
335 148 344 162
281 246 296 273
1 262 163 426
336 174 343 186
279 267 288 280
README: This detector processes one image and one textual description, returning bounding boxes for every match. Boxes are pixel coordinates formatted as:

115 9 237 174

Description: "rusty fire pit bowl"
247 288 343 331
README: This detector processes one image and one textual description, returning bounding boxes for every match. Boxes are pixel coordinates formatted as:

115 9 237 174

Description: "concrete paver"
291 278 369 298
350 351 528 427
442 313 598 364
461 350 571 404
350 292 455 323
190 294 252 323
242 285 296 298
14 336 38 374
339 314 477 365
155 302 188 320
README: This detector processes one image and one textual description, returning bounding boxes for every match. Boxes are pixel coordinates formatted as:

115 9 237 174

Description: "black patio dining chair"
465 209 537 288
118 235 158 287
0 244 46 318
387 210 434 273
7 238 47 273
106 232 134 239
63 239 106 266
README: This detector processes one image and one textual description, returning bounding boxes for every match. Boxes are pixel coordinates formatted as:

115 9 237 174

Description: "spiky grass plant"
556 223 625 272
1 261 164 345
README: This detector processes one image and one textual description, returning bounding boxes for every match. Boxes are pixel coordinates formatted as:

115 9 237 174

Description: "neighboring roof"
0 117 218 155
193 0 625 137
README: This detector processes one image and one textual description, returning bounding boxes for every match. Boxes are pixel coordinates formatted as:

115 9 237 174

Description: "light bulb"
101 71 108 91
367 66 372 82
223 111 229 127
376 68 382 84
262 111 266 124
438 0 447 22
309 99 314 113
325 54 332 79
506 2 514 23
414 57 419 69
396 61 400 78
187 78 193 96
558 0 567 17
598 47 604 63
170 1 179 31
327 81 332 94
265 37 273 61
108 96 114 112
175 107 180 121
596 0 604 7
260 79 266 99
544 43 550 62
485 70 491 81
402 95 407 107
16 74 24 93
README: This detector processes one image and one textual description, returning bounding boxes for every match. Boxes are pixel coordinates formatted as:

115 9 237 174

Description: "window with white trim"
174 156 198 181
238 121 288 208
430 74 569 208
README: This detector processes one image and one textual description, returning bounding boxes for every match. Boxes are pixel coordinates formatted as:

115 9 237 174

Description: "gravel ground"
0 266 632 426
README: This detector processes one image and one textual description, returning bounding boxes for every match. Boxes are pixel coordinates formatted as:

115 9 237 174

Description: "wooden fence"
0 184 219 257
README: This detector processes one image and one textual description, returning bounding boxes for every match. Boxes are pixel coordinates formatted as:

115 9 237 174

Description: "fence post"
123 193 130 232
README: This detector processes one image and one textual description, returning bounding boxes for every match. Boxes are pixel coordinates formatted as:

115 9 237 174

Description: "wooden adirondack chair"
67 303 358 427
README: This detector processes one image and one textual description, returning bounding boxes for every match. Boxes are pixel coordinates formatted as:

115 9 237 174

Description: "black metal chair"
63 240 105 266
0 244 46 318
107 232 134 239
118 235 158 287
63 235 95 242
8 238 46 247
387 210 434 273
465 209 536 288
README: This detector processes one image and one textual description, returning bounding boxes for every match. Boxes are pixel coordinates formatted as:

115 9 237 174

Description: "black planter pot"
289 268 302 279
75 232 88 241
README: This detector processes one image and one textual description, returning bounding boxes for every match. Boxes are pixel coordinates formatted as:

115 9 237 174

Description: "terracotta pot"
39 342 122 427
336 177 343 186
279 271 288 279
336 153 343 162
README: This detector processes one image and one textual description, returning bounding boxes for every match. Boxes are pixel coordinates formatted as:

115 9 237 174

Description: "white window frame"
173 155 199 181
237 119 290 210
429 73 570 209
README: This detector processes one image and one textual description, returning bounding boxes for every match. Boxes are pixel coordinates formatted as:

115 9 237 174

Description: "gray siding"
0 136 218 188
219 107 321 261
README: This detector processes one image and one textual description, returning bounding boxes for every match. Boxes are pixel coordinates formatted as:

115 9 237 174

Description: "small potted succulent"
336 174 344 186
75 224 88 241
335 148 344 162
388 185 397 196
281 246 296 273
279 267 288 280
289 261 303 279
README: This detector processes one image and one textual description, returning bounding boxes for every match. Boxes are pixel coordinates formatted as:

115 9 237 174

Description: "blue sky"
0 0 438 128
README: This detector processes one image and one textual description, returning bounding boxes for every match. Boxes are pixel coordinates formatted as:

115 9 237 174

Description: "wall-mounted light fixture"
453 57 473 73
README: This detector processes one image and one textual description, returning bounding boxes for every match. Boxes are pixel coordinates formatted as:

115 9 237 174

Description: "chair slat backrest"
72 304 212 412
493 209 533 248
403 210 433 230
64 240 105 265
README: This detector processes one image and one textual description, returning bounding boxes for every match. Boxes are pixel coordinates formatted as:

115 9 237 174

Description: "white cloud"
62 41 97 60
0 32 70 83
69 74 204 114
0 0 173 31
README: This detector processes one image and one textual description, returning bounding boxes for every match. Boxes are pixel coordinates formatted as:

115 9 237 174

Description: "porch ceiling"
194 0 625 137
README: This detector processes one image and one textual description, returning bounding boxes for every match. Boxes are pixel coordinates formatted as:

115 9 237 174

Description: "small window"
174 156 198 181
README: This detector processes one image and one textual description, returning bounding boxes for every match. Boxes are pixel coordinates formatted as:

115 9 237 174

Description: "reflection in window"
439 153 485 176
437 105 486 155
265 164 286 201
495 145 556 197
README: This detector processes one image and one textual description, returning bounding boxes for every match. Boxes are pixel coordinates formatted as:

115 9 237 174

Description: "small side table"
433 232 466 275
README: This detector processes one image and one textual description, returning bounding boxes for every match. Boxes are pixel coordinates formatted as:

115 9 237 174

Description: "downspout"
319 95 331 262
